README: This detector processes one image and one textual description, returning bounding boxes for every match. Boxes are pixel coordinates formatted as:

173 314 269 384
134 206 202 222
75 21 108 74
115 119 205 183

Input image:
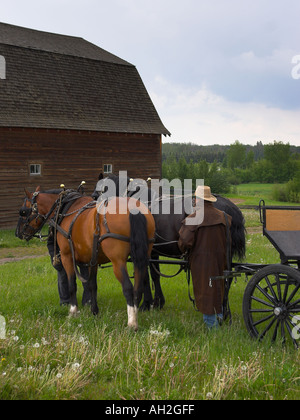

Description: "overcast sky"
1 0 300 145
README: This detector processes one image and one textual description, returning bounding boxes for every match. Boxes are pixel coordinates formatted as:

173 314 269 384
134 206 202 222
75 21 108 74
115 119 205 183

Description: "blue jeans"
203 313 223 329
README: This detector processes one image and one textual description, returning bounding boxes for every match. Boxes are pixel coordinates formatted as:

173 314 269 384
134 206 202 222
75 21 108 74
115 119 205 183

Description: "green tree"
177 157 188 183
226 141 246 170
264 141 291 183
245 150 254 169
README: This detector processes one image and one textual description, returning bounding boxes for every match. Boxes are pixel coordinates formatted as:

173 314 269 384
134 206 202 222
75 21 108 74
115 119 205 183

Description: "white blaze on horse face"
127 305 138 331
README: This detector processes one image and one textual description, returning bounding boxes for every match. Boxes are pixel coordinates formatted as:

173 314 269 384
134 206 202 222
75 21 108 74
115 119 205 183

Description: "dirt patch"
246 227 262 234
228 198 246 205
0 254 48 265
0 247 48 265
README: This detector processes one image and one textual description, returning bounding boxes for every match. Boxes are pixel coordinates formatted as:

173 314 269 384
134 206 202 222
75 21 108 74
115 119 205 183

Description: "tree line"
162 141 300 201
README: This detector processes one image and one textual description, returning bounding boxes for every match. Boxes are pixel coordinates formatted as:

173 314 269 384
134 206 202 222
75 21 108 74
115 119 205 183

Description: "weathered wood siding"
0 127 162 228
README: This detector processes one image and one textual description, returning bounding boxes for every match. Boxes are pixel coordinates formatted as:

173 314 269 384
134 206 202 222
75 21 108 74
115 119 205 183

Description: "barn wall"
0 127 162 228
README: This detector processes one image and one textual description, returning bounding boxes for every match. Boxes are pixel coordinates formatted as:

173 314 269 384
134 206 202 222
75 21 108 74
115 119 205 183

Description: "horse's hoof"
153 298 165 310
127 305 138 331
69 305 78 316
128 323 138 332
139 302 151 312
91 307 99 316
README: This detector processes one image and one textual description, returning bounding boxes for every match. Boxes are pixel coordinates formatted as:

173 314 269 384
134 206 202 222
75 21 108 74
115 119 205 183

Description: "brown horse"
16 186 155 331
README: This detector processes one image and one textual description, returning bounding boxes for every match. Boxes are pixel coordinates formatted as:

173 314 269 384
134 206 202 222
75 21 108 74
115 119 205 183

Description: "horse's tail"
214 195 246 261
129 211 149 274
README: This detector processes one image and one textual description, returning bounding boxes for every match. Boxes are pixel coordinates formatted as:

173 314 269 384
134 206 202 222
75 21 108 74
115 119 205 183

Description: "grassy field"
226 183 295 206
0 206 299 400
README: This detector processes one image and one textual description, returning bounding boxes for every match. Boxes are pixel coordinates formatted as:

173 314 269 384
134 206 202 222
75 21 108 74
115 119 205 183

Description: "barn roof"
0 22 170 136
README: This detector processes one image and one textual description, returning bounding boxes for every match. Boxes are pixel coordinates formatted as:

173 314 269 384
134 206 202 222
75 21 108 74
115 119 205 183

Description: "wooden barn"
0 22 170 228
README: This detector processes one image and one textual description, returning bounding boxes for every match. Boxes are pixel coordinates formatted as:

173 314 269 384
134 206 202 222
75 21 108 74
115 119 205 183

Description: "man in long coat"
178 186 232 328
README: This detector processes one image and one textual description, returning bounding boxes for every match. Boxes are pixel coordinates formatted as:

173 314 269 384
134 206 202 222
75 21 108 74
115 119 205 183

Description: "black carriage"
238 201 300 348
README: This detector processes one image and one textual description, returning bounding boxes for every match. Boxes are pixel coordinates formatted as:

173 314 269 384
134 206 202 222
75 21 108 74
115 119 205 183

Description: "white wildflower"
72 362 80 370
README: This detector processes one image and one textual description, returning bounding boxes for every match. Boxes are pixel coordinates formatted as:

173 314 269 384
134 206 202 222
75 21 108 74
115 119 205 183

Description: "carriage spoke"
265 275 279 303
282 277 290 304
285 319 299 349
275 274 283 302
258 316 277 341
286 282 300 306
271 319 281 343
288 298 300 309
255 284 277 305
253 313 275 327
251 295 275 309
249 308 274 313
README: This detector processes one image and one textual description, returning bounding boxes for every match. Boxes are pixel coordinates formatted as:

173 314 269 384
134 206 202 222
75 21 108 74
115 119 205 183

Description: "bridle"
16 191 58 241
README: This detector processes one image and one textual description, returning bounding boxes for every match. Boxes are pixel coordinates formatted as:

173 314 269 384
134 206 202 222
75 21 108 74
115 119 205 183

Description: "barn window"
29 164 42 176
104 164 113 174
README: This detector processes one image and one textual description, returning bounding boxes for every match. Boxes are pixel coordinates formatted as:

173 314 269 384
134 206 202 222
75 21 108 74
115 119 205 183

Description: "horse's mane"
42 189 64 195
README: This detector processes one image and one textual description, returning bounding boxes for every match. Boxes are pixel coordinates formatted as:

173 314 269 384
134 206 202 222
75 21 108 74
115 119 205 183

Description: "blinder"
19 206 33 218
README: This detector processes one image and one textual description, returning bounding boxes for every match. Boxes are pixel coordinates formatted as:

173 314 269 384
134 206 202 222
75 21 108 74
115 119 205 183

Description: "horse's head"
92 172 107 200
92 172 131 201
15 186 49 241
92 172 153 203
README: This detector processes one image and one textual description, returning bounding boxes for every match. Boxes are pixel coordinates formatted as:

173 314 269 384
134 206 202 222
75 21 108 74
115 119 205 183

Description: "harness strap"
49 219 69 239
51 201 97 284
67 238 89 284
99 232 131 244
99 197 155 244
52 196 155 283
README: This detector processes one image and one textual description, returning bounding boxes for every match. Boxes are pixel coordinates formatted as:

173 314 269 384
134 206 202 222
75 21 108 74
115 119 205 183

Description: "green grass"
0 228 47 250
226 183 296 206
0 210 299 400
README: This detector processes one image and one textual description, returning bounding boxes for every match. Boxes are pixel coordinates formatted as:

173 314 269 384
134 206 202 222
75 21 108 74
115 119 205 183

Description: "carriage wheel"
243 264 300 348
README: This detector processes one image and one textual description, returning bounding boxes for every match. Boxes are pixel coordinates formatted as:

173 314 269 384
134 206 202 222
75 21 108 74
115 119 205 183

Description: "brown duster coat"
178 201 232 315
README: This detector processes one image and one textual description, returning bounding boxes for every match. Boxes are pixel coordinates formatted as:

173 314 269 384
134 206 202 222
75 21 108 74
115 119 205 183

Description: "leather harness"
19 190 154 284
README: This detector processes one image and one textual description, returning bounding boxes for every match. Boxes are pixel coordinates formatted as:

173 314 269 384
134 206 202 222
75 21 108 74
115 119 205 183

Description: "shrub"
272 184 289 203
208 171 231 194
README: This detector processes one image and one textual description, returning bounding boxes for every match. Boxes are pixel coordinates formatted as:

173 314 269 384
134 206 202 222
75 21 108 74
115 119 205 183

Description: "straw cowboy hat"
194 185 217 202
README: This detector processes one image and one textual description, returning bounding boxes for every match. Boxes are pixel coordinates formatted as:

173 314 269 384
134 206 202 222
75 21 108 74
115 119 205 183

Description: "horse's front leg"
61 254 78 315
